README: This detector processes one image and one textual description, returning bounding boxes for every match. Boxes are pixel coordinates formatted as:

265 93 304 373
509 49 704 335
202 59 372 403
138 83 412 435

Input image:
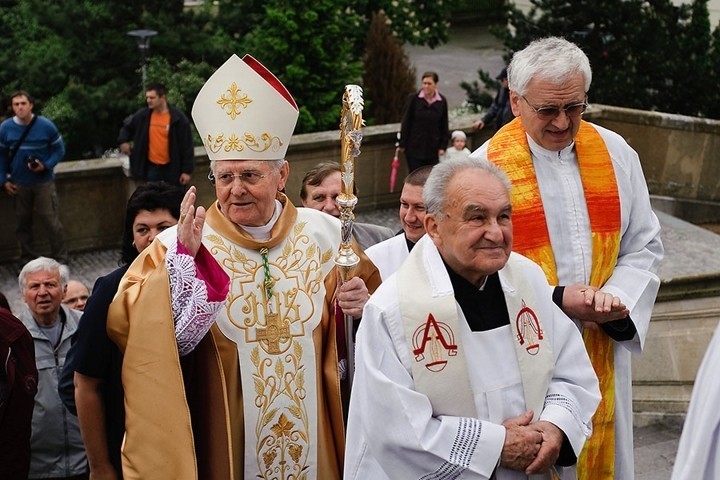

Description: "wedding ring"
179 213 187 224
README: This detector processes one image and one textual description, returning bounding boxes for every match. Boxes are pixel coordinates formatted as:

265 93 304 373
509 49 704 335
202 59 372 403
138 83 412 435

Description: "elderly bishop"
108 54 380 479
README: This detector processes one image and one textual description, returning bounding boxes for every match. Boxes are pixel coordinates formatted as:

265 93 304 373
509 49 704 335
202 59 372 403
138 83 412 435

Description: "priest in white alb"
365 164 432 280
345 157 601 479
470 37 663 479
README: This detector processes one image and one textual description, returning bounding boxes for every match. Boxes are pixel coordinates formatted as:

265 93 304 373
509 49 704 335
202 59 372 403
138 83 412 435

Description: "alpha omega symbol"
411 313 458 372
515 300 543 355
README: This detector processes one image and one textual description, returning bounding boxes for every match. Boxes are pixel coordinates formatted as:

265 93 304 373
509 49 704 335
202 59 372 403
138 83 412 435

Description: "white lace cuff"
167 242 225 356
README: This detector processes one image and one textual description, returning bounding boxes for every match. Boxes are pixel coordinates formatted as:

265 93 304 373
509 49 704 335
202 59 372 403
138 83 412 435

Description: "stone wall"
585 105 720 223
633 276 720 424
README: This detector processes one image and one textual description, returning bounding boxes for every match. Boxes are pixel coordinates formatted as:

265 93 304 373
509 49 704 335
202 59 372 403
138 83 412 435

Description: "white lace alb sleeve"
167 242 225 356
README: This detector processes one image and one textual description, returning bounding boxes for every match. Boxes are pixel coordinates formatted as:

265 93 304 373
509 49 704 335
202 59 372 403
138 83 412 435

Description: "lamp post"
127 29 158 91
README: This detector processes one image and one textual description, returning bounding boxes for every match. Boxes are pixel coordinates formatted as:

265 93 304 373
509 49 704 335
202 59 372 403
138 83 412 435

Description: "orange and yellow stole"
488 118 621 480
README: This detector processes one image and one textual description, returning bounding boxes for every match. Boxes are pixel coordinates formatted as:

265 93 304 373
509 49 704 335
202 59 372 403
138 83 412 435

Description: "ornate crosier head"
335 85 365 275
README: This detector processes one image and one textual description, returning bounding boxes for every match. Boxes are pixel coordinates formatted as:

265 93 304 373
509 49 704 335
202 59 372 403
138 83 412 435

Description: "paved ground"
405 23 508 111
0 23 692 478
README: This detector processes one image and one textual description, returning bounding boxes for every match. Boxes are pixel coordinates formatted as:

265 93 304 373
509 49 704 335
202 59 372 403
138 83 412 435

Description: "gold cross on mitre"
191 53 299 161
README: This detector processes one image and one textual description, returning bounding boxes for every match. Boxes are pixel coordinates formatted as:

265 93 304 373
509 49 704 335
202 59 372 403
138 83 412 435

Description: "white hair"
423 157 512 220
18 256 69 291
508 37 592 95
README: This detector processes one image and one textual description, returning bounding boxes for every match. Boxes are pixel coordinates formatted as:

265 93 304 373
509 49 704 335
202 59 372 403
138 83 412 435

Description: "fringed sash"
488 118 621 480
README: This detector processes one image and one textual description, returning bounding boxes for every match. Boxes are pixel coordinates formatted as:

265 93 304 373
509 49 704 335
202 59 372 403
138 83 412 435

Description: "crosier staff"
335 84 364 386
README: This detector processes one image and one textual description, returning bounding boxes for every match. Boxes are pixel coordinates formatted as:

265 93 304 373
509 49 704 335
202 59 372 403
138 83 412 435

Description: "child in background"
441 130 471 162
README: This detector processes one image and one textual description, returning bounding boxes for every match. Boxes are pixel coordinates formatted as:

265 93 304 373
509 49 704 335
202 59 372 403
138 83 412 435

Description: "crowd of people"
1 35 717 480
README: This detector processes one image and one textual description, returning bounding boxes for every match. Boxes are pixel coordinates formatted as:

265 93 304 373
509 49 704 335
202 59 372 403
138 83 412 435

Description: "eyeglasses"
208 170 269 187
521 95 588 120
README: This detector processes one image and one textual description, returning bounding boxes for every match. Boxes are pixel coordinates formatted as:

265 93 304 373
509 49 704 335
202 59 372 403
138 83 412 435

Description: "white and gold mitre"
192 54 299 161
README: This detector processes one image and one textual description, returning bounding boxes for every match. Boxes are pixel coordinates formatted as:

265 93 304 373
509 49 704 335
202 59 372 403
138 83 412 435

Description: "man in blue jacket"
0 91 67 263
118 83 194 187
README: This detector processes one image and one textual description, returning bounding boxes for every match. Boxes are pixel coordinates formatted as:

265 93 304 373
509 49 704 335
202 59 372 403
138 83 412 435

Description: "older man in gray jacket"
18 257 87 479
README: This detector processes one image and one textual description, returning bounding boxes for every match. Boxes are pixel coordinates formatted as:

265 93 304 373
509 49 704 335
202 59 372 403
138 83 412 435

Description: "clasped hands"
500 410 563 475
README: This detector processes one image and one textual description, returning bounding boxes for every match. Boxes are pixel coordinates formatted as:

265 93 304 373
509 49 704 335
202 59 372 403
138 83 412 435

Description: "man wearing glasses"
470 37 663 479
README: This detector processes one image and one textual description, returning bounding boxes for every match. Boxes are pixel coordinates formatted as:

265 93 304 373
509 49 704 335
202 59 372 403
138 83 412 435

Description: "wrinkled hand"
177 186 206 257
562 284 629 325
500 410 542 471
337 276 369 318
3 181 17 195
525 421 563 475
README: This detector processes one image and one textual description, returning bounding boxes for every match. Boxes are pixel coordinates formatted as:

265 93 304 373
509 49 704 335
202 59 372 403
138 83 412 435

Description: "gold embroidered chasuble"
108 194 380 480
487 118 621 479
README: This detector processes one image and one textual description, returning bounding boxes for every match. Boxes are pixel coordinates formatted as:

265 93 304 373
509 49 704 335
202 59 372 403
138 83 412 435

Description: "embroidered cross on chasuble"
488 118 621 480
257 312 292 354
205 200 344 480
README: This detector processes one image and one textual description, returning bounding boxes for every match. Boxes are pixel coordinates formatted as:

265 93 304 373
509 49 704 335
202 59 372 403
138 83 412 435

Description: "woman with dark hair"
60 181 183 479
399 71 450 172
119 181 183 265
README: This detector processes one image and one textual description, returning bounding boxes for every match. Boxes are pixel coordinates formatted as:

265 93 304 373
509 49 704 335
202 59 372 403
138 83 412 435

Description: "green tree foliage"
486 0 719 119
0 0 459 158
0 0 227 158
708 24 720 118
362 10 417 125
241 0 363 133
460 69 496 113
0 0 138 156
366 0 455 48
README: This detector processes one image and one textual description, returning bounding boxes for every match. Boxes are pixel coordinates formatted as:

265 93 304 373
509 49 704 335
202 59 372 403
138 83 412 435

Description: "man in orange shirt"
118 83 194 186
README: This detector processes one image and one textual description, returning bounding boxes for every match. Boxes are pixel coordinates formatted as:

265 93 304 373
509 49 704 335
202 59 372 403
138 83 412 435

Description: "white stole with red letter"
398 238 555 422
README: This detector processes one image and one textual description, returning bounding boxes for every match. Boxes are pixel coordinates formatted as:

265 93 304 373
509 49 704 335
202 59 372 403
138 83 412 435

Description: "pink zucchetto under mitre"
192 54 299 161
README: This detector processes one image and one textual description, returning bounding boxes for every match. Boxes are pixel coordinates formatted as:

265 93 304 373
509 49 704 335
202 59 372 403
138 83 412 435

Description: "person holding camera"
0 90 67 264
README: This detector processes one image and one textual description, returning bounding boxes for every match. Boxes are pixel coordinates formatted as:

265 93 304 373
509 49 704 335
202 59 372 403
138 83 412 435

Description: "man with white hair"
107 54 380 479
18 257 87 479
345 157 600 479
470 37 663 478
